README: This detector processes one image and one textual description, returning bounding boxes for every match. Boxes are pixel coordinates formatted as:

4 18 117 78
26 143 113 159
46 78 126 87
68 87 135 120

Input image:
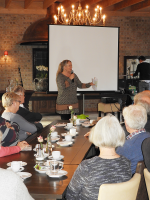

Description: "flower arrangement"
50 125 56 134
69 105 74 115
37 135 43 149
36 65 48 78
69 105 77 125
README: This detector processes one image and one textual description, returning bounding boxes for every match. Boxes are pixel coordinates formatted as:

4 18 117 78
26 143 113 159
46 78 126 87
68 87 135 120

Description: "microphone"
71 70 74 83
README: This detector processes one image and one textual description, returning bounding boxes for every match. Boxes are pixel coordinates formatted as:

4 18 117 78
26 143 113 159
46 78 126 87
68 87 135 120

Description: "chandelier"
54 2 106 26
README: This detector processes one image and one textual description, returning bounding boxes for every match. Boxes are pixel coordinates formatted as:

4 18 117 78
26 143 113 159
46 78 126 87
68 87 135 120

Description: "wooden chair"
144 168 150 199
98 173 141 200
135 161 149 200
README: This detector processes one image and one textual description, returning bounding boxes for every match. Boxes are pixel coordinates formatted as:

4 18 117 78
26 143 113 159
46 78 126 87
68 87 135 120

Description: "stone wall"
0 14 150 111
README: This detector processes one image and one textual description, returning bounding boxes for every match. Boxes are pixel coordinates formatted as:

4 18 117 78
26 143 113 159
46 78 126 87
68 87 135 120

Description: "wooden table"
0 120 94 200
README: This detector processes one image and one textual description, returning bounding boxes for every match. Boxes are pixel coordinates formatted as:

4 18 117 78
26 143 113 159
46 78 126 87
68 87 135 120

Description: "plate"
34 166 48 173
55 123 66 127
56 141 73 147
82 123 94 127
51 137 60 143
79 119 89 123
34 153 48 160
7 166 24 172
61 132 78 137
33 145 54 151
46 170 68 178
7 161 27 167
17 172 32 179
48 155 64 161
62 139 74 142
64 126 76 130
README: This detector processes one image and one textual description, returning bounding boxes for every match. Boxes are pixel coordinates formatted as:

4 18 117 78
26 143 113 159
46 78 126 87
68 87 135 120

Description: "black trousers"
60 114 71 120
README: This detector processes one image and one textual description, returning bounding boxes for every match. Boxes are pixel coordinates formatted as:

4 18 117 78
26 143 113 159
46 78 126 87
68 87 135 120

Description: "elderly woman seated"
66 114 132 200
1 92 37 141
116 104 150 174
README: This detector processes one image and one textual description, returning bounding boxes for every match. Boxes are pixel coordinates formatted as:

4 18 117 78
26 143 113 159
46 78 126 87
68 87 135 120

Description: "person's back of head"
2 92 20 108
123 104 147 130
134 91 150 115
89 114 125 148
138 56 146 61
13 85 25 95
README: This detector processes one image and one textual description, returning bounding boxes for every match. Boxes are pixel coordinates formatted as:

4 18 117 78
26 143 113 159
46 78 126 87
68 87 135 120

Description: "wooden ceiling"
1 0 150 16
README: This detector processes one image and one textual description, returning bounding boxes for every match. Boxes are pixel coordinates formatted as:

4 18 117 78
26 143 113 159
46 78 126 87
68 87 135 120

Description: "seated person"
66 114 132 200
142 137 150 172
0 116 19 146
12 85 43 131
116 104 150 175
122 90 150 137
0 129 33 200
1 92 37 141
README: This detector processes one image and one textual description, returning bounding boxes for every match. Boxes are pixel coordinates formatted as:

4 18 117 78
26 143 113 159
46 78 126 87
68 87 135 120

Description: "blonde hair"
89 114 125 148
134 91 150 114
2 92 20 108
56 60 71 79
123 104 147 129
12 85 25 95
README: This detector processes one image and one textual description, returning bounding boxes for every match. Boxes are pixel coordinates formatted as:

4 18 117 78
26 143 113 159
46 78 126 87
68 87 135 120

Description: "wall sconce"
4 51 8 61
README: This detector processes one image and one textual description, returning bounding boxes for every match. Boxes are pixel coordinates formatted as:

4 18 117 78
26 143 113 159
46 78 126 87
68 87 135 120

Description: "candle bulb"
72 5 75 9
58 7 60 15
86 5 89 9
100 7 102 14
103 15 105 25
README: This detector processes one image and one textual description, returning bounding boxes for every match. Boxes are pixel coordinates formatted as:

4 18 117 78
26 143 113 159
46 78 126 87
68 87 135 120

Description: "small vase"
71 113 75 125
40 142 43 150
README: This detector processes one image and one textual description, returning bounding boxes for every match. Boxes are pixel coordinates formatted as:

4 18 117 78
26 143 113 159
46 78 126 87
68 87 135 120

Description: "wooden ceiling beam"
131 0 150 12
98 0 123 8
43 0 56 9
113 0 145 11
24 0 34 9
61 0 79 8
5 0 12 8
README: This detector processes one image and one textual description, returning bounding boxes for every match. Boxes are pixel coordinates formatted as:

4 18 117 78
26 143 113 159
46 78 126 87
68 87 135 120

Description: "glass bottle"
46 133 52 155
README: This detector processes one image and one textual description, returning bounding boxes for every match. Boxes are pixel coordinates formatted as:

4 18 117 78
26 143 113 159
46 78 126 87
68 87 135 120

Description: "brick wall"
0 14 150 111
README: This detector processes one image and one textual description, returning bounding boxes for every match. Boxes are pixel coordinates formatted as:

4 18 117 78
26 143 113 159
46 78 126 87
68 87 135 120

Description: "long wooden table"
0 120 94 200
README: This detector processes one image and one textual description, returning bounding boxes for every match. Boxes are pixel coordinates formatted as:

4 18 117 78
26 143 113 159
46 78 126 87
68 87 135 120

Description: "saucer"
34 153 48 160
7 166 24 172
64 126 75 130
61 132 78 137
51 137 60 143
46 170 67 178
56 141 73 147
62 139 74 142
34 165 48 173
7 161 27 167
48 155 64 161
17 172 32 180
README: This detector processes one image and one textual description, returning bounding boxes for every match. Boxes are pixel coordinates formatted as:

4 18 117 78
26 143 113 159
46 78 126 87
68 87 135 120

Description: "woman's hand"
84 132 90 139
5 122 14 130
17 141 29 150
90 82 95 86
69 73 75 80
27 132 31 135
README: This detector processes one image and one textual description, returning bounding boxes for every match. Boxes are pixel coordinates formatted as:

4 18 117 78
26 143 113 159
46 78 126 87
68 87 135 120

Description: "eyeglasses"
15 100 21 103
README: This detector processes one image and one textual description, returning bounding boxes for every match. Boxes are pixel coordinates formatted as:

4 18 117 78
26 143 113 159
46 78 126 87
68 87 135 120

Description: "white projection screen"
48 25 119 93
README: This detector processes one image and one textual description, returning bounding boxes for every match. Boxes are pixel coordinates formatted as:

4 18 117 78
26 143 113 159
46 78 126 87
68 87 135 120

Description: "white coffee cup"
67 123 73 128
90 120 94 124
70 128 76 136
11 161 21 172
65 134 72 142
52 151 61 160
76 119 80 125
51 131 58 137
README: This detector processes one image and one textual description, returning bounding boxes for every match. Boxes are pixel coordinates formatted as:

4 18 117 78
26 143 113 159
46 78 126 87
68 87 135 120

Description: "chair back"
98 173 141 200
135 161 149 200
144 168 150 199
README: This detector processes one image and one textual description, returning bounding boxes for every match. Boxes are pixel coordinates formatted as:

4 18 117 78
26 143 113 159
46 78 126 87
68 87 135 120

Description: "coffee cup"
50 160 63 173
52 151 61 160
65 134 72 142
70 128 76 136
76 119 80 125
67 123 73 128
51 131 58 137
11 161 21 172
90 120 94 124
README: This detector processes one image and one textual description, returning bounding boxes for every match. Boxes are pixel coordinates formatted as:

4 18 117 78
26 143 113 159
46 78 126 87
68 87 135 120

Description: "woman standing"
56 60 94 120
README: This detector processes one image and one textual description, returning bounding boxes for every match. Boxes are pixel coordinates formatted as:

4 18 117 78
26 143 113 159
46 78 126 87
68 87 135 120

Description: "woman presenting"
56 60 94 120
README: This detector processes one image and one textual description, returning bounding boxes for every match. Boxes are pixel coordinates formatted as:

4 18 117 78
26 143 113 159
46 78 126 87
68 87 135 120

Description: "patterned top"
126 128 146 140
66 156 131 200
56 73 91 114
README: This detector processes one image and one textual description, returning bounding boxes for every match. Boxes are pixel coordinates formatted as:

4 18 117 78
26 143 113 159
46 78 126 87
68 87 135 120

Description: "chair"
98 173 141 200
135 161 149 200
144 168 150 199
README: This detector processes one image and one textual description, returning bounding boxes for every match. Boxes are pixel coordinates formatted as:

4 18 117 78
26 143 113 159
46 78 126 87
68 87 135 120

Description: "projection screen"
49 25 119 93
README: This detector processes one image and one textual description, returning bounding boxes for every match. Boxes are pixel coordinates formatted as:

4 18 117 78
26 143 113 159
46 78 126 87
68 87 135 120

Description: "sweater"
116 131 150 174
66 156 131 200
0 168 34 200
0 146 21 157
